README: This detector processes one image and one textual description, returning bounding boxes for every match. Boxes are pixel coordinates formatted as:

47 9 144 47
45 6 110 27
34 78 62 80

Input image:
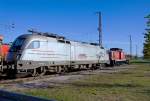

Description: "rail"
0 89 56 101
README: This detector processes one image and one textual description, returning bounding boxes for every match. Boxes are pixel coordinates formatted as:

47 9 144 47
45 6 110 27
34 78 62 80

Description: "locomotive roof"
18 34 100 47
110 48 123 51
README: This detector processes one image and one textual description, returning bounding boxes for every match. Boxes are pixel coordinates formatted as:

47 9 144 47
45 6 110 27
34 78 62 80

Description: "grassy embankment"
130 59 150 64
18 63 150 101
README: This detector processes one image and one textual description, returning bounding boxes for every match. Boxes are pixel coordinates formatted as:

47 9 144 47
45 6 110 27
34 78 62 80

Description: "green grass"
17 64 150 101
130 59 150 64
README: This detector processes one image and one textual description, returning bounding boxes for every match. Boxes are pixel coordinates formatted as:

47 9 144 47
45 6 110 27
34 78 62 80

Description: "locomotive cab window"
13 38 26 47
28 41 40 49
9 38 26 52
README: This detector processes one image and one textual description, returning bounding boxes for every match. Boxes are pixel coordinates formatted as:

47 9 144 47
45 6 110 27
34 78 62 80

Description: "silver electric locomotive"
7 32 109 76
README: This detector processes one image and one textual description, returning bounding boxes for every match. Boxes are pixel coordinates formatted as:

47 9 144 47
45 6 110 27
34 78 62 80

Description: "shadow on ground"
69 82 141 88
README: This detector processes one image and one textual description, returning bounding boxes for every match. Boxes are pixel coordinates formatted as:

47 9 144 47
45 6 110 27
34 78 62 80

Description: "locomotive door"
70 43 75 65
98 47 103 63
64 41 71 66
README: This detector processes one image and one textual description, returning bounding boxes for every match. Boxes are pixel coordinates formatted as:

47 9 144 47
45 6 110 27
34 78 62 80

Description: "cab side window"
28 41 40 49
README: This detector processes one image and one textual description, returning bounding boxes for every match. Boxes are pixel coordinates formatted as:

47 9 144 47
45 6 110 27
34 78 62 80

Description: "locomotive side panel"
74 43 97 61
71 41 109 65
20 37 71 69
22 39 49 61
99 49 109 64
121 52 126 60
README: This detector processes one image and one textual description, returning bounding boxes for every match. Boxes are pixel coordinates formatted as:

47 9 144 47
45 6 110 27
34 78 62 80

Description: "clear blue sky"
0 0 150 56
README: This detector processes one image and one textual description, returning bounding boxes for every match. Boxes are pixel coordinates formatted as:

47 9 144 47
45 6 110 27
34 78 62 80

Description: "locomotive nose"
6 52 17 63
6 37 26 63
7 49 23 63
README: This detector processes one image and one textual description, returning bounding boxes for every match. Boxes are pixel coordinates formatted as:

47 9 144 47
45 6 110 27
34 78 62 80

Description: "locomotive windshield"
9 38 26 52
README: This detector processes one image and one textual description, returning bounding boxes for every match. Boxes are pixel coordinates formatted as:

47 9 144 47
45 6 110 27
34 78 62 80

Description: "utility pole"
136 44 138 59
96 12 102 47
129 35 132 59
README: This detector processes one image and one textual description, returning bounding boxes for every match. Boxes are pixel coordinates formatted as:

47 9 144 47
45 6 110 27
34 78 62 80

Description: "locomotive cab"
6 34 49 75
109 48 128 66
7 36 27 64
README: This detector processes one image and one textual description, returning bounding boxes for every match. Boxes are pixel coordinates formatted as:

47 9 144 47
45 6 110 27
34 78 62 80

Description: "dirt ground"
0 64 136 91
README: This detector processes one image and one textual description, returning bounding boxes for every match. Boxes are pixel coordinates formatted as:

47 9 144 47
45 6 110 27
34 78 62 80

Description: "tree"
143 14 150 59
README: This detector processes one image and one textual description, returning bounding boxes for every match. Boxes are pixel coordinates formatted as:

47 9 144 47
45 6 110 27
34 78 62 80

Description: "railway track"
0 73 60 84
0 65 130 85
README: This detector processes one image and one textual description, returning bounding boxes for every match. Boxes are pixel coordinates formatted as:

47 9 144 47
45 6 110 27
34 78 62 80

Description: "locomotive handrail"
0 89 56 101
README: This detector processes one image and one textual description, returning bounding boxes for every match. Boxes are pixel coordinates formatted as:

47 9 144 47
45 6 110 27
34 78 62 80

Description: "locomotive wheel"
63 66 69 73
90 64 96 70
99 63 106 70
32 69 39 77
32 67 46 77
110 60 115 67
56 66 61 74
39 66 47 76
99 64 103 70
56 66 66 74
6 68 17 79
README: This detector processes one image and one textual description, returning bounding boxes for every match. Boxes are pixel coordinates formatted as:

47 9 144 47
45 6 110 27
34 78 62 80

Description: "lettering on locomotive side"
78 54 87 59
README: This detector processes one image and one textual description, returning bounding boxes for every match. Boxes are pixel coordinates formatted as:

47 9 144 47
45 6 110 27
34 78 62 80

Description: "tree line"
143 14 150 59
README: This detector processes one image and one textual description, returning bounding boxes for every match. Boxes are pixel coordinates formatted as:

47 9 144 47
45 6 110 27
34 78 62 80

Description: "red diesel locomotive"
109 48 129 66
0 35 10 72
0 44 10 62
